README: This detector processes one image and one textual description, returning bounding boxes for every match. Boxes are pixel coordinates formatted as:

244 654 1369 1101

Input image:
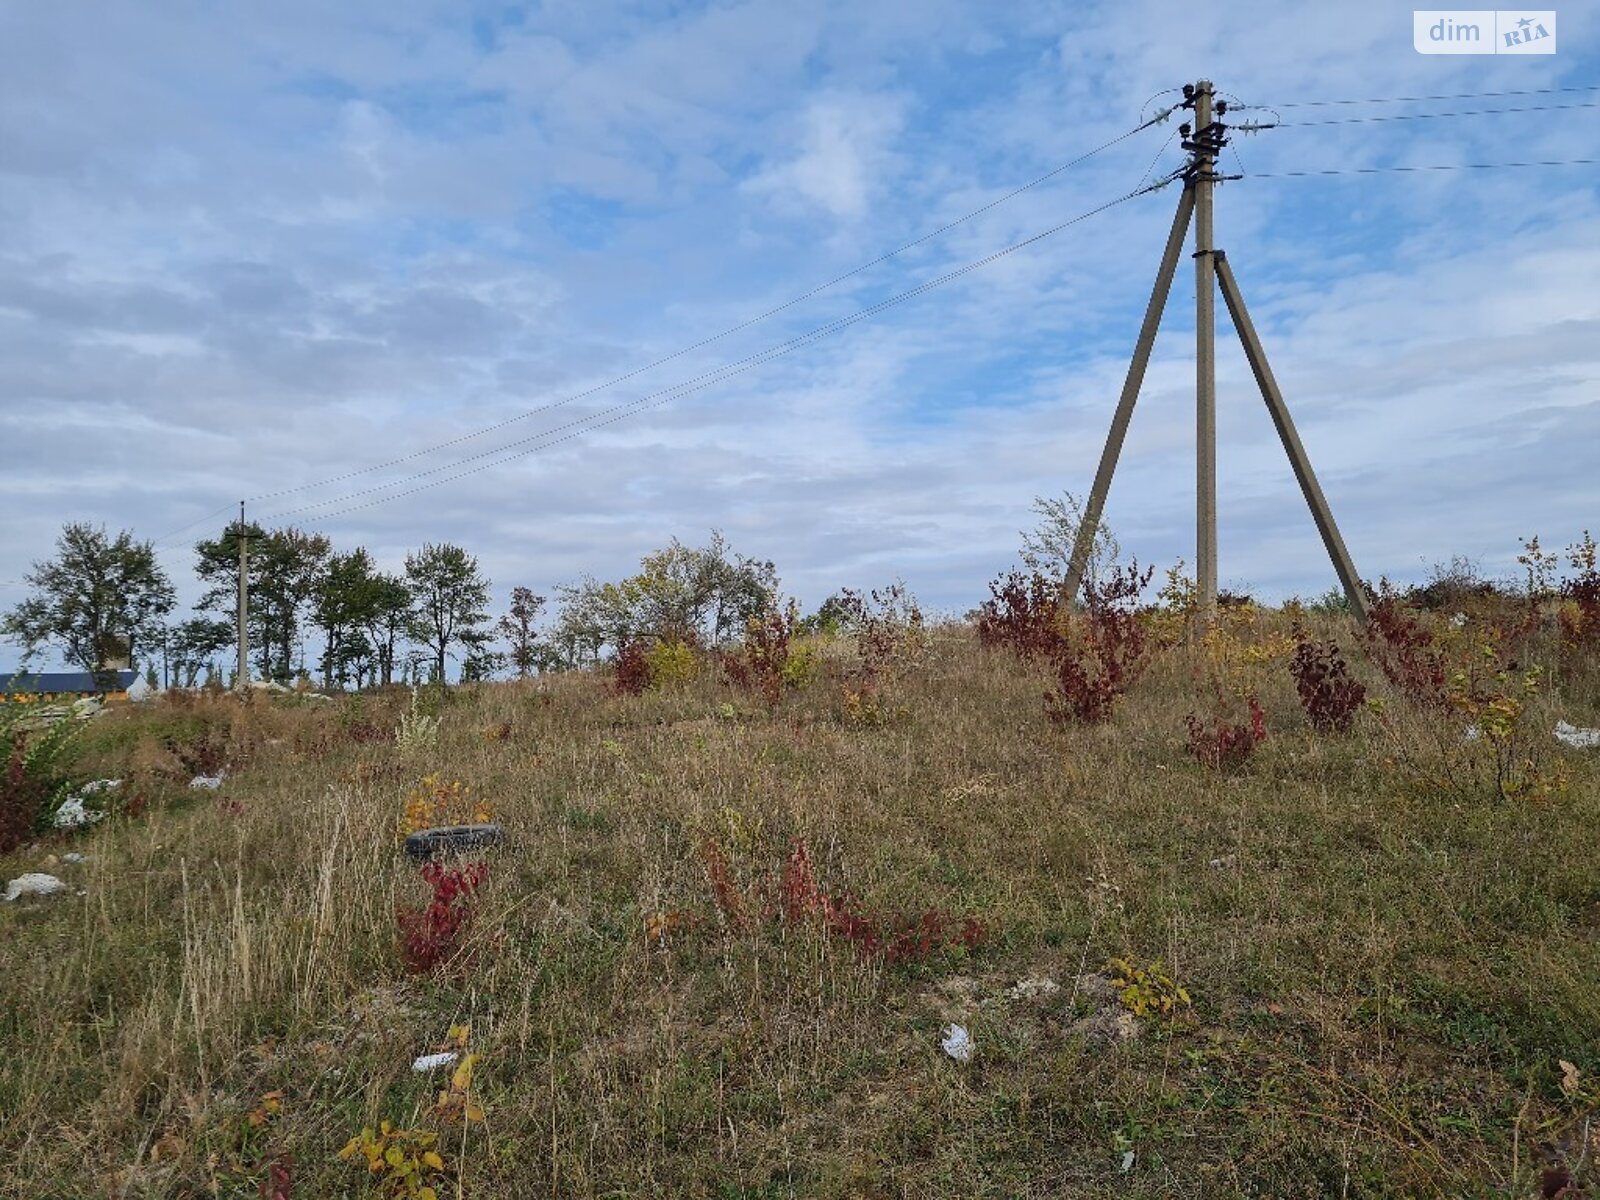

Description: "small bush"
644 638 700 689
1360 582 1449 709
612 640 651 697
1107 956 1192 1018
1185 695 1267 771
780 641 820 691
337 1122 449 1197
1044 563 1156 725
975 570 1068 660
1 699 81 853
1404 555 1501 611
397 775 491 839
1559 531 1600 653
723 606 798 709
705 835 983 966
836 583 927 685
1289 627 1366 733
398 861 488 973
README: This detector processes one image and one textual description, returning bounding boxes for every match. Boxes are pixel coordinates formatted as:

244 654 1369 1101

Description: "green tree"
167 616 233 688
194 523 330 683
552 532 778 660
3 523 176 679
361 573 412 688
404 543 492 684
498 587 549 678
311 547 384 690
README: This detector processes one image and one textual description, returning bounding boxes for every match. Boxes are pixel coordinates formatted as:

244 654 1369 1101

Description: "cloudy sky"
2 1 1596 668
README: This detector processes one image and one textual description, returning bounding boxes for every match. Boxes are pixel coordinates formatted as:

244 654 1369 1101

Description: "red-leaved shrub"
701 836 747 931
398 861 488 973
1185 695 1268 771
724 607 794 709
612 640 651 697
975 571 1069 660
770 837 980 964
1288 627 1366 733
1360 583 1448 709
1044 563 1156 725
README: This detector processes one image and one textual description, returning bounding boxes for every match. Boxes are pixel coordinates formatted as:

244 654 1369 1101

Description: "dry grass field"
3 601 1599 1198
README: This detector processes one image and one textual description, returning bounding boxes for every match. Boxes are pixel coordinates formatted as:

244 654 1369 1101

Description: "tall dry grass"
1 611 1597 1198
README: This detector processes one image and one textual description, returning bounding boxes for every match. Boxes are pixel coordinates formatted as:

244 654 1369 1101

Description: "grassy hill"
3 599 1598 1198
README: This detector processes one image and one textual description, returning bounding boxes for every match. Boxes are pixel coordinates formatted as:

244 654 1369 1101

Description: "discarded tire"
403 823 504 861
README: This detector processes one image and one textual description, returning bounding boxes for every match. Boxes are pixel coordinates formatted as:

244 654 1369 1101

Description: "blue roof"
0 670 138 694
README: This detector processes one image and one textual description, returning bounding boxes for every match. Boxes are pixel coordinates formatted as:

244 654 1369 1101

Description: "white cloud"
744 93 909 221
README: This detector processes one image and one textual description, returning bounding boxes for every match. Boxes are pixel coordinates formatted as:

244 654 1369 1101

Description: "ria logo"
1413 10 1557 53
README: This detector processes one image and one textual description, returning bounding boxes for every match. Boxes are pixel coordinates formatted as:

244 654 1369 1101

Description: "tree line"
2 522 786 689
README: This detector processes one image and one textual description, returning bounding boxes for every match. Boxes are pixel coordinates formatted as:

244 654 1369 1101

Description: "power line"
151 502 244 549
1243 158 1598 179
1252 100 1599 129
1255 83 1600 109
234 117 1167 511
274 184 1164 525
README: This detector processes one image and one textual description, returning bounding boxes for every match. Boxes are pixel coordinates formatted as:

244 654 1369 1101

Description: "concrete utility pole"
1214 252 1370 622
1064 78 1369 624
237 501 249 689
1192 80 1219 619
1064 187 1195 604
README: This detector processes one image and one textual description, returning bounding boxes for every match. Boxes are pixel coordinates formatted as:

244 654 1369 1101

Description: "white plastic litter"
1463 725 1481 743
941 1024 974 1063
1120 1149 1136 1173
412 1051 460 1072
1555 721 1600 749
4 873 68 902
190 775 225 790
52 795 106 829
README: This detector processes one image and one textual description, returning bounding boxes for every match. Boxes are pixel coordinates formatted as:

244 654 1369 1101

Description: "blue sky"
1 1 1597 669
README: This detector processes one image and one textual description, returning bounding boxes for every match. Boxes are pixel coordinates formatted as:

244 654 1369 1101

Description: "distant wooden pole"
237 501 249 689
1213 252 1369 623
1193 80 1219 620
1064 184 1195 604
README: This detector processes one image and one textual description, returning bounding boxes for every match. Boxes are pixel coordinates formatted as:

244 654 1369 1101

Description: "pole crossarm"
1212 252 1369 622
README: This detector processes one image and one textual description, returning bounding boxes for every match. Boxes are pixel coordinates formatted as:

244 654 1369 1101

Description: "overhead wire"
1252 99 1600 129
1243 158 1598 178
272 182 1167 524
1251 83 1600 109
230 117 1168 511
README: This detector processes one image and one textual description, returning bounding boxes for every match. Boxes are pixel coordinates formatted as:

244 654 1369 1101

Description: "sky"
1 1 1597 671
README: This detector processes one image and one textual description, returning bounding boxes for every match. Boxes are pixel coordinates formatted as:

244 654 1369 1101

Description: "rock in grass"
4 873 68 903
403 823 504 861
1555 720 1600 749
412 1051 460 1072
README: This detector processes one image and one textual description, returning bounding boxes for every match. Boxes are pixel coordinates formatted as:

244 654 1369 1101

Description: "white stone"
51 795 106 829
412 1051 460 1072
3 873 68 902
1555 721 1600 749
